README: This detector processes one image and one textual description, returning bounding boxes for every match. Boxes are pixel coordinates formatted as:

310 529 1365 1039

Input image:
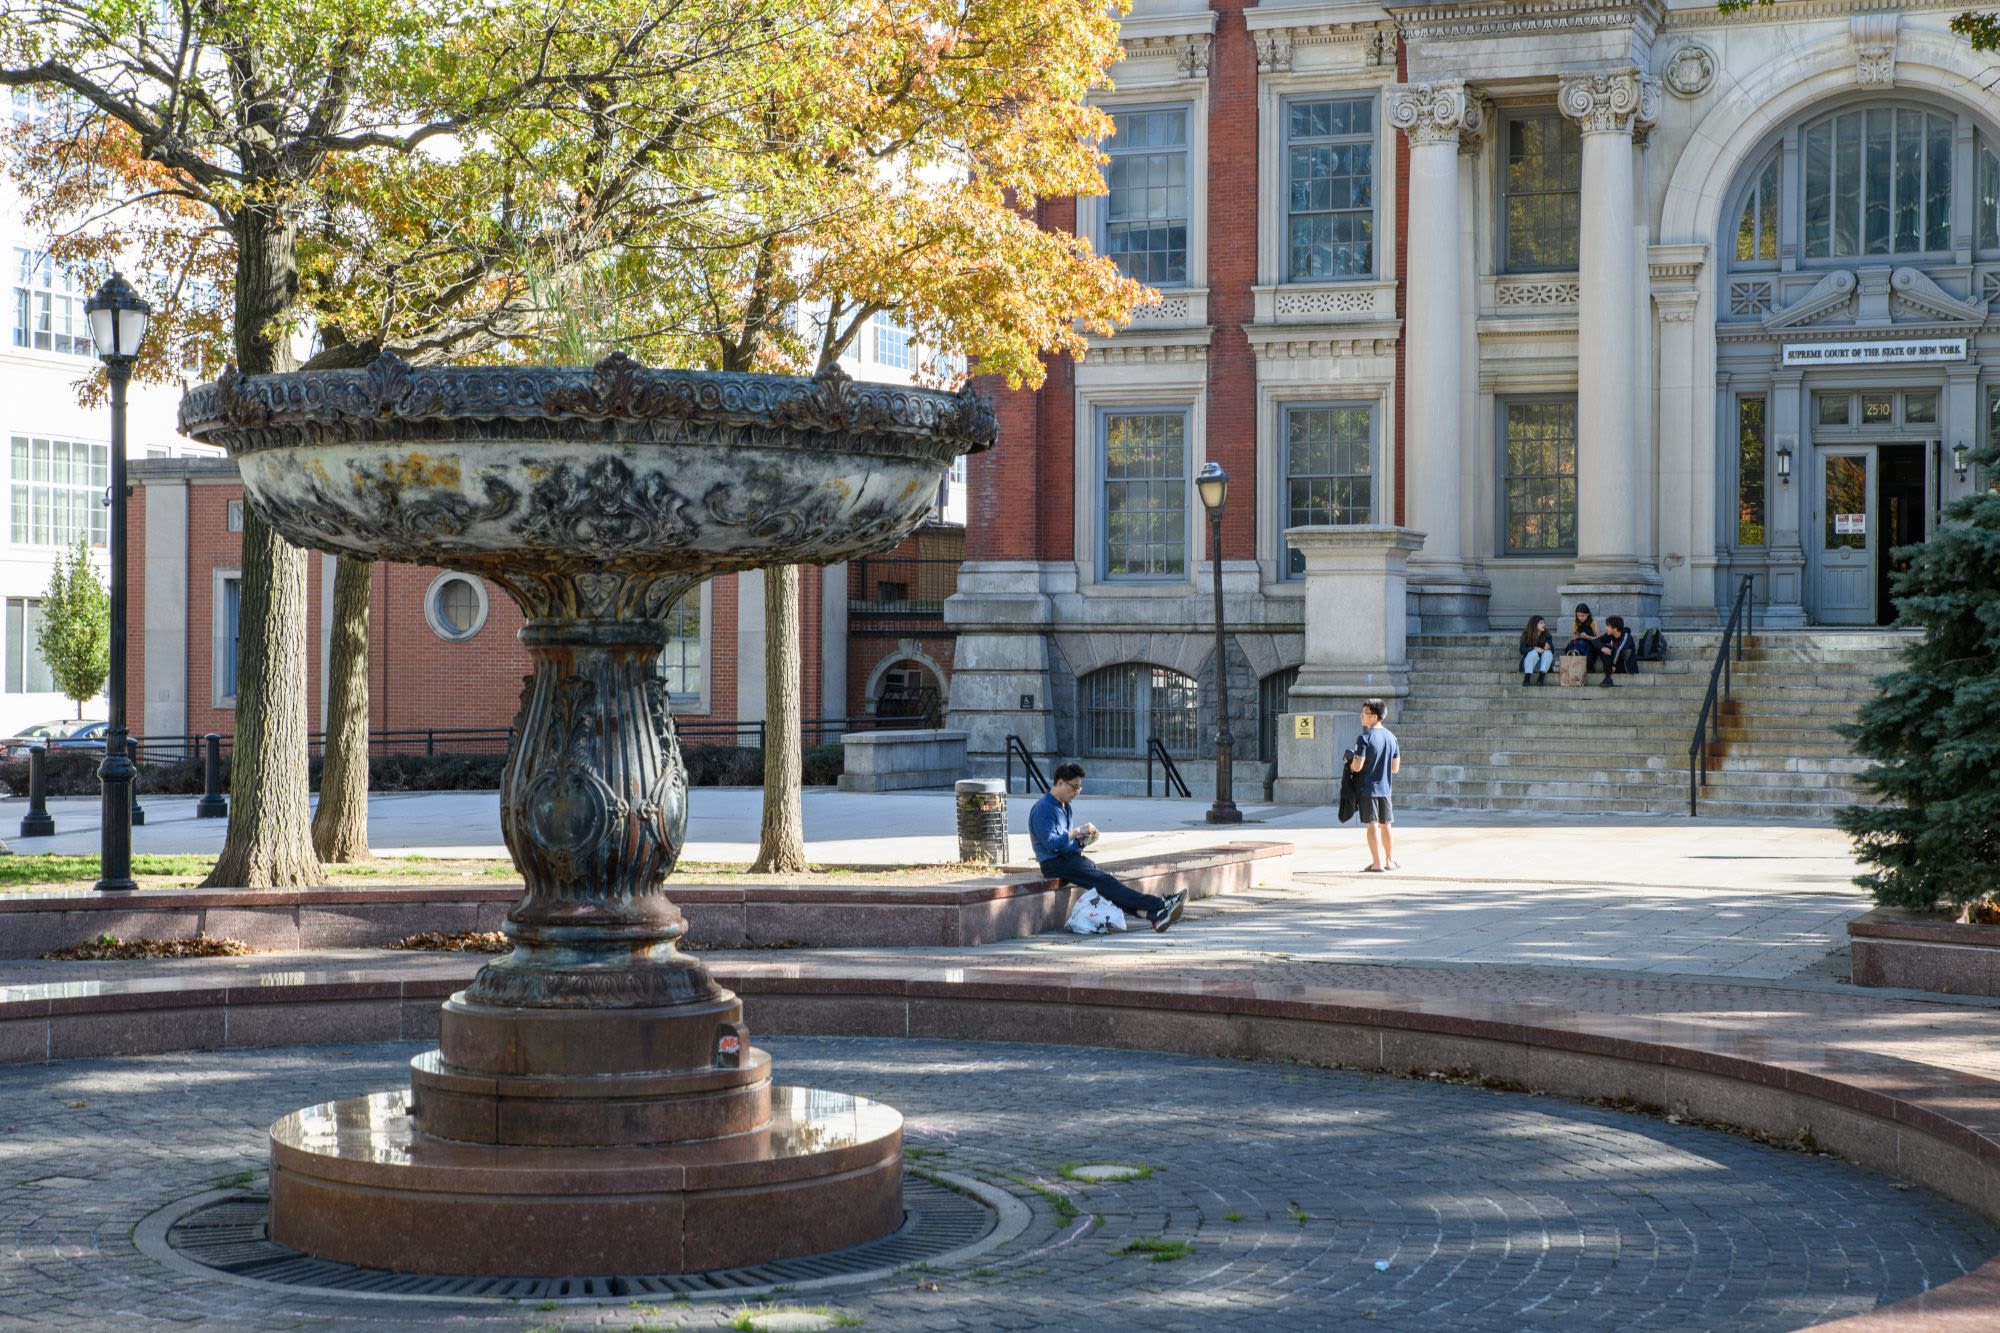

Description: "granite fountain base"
266 993 904 1276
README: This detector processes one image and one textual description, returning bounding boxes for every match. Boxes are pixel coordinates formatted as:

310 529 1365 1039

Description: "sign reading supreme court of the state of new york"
1781 338 1968 367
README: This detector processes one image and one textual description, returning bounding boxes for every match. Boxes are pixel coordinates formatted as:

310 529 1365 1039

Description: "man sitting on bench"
1030 762 1187 933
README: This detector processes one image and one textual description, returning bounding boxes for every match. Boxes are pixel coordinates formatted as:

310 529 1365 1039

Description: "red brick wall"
127 479 811 743
1207 1 1260 560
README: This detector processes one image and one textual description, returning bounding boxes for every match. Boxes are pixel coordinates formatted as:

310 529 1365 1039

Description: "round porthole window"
424 573 488 641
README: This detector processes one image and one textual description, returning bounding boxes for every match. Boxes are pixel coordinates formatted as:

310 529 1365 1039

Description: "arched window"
1080 664 1200 758
1735 153 1779 264
1801 107 1952 258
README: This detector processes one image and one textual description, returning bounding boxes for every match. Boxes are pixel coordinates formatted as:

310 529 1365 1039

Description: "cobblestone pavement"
1 1037 1993 1332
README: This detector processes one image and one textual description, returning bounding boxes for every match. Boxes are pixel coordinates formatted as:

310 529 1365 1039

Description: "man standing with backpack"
1348 698 1400 872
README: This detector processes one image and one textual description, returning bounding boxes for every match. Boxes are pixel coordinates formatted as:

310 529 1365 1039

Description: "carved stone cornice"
1763 270 1857 331
1648 242 1709 287
1556 69 1659 137
1890 266 1988 323
1386 80 1469 147
1852 11 1898 85
1176 35 1212 80
1393 0 1663 44
1249 20 1396 72
1256 29 1295 73
1459 93 1492 156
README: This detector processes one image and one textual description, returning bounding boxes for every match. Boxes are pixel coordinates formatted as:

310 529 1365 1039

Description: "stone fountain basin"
236 438 944 575
178 354 995 577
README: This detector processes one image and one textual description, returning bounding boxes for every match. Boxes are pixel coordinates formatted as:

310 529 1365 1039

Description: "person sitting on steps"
1592 615 1638 687
1029 762 1186 933
1563 603 1600 658
1519 615 1555 686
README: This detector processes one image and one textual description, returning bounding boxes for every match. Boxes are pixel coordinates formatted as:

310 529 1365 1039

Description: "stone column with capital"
1386 81 1489 632
1272 525 1425 805
1558 70 1664 628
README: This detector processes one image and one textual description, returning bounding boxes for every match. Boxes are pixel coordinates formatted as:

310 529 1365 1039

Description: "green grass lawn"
0 853 982 891
0 854 216 889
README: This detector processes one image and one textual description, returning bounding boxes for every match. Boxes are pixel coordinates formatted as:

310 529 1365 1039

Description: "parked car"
0 719 108 759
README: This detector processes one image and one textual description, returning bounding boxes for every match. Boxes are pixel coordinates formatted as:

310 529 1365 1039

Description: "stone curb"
1851 908 2000 999
0 841 1291 957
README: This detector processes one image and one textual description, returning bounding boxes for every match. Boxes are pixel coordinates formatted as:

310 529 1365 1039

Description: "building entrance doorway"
1812 442 1931 626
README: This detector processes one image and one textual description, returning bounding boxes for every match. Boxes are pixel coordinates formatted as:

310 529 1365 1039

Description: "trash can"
955 778 1009 866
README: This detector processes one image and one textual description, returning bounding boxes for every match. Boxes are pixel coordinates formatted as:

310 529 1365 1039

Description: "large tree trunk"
202 202 323 889
312 556 371 862
750 563 807 874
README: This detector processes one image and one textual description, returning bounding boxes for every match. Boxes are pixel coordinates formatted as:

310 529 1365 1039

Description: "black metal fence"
135 716 932 763
847 557 960 635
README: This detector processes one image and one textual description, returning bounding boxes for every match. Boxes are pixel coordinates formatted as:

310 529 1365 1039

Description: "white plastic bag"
1065 889 1128 935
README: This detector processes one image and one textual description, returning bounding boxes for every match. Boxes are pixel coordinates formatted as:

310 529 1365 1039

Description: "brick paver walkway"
1 1036 1992 1331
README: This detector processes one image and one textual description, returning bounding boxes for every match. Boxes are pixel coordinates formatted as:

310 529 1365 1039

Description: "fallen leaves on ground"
42 932 252 961
387 930 511 953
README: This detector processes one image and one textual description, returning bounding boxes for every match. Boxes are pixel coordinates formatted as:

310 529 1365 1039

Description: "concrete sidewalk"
2 786 1872 982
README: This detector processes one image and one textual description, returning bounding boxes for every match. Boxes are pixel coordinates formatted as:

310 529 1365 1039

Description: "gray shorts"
1359 795 1393 825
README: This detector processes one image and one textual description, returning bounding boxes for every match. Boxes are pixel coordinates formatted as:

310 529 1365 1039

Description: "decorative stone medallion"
1663 44 1716 98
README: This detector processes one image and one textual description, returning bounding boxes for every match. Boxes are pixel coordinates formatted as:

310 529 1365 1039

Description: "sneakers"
1150 891 1187 933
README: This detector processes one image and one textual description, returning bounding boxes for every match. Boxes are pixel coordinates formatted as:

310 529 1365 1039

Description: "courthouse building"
948 0 1995 792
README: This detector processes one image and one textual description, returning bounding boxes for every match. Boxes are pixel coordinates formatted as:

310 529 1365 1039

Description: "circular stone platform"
4 1037 1997 1330
269 1084 902 1276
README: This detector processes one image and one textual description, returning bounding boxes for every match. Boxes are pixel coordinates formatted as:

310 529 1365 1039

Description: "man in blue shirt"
1030 762 1186 932
1347 697 1401 872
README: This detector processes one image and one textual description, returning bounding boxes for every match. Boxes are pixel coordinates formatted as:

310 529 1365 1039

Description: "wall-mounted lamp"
1953 442 1970 483
1775 443 1793 486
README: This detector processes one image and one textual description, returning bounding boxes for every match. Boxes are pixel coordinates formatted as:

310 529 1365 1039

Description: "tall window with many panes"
10 436 109 548
1500 399 1578 555
13 249 91 356
1501 111 1581 273
1285 96 1375 280
1802 107 1951 258
1103 108 1189 286
1101 409 1188 580
1737 397 1767 548
1281 403 1374 577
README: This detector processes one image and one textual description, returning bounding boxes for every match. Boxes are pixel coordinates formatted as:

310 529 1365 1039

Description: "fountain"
178 352 994 1276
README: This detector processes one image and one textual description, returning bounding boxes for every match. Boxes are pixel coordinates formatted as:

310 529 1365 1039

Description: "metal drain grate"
167 1173 994 1300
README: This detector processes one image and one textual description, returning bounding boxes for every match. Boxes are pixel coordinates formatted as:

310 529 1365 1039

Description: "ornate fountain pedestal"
182 355 992 1276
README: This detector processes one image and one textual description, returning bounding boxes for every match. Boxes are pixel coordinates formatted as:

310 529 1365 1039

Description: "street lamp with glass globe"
1196 461 1241 824
84 272 151 892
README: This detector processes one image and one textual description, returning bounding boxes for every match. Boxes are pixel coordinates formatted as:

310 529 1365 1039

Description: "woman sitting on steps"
1519 615 1555 686
1562 603 1600 659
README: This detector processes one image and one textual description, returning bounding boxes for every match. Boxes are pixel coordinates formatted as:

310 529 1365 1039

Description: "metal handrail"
1687 574 1757 817
1147 738 1192 799
1005 735 1049 795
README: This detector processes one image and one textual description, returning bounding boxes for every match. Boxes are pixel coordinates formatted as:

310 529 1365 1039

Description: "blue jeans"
1039 851 1165 918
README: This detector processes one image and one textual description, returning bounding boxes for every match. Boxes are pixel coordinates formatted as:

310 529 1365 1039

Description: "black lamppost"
1197 461 1241 825
85 272 151 893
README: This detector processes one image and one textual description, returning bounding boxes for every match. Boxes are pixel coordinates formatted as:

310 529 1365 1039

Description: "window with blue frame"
1281 403 1375 577
1286 96 1375 280
1103 108 1190 286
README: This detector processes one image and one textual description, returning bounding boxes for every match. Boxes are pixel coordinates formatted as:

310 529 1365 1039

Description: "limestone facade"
948 0 2000 784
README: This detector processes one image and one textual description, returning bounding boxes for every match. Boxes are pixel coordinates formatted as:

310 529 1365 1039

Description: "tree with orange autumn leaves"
0 0 1149 885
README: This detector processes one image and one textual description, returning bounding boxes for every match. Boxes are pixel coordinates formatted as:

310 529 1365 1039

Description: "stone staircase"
1393 631 1913 820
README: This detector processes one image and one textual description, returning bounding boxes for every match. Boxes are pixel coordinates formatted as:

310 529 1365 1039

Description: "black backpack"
1637 628 1669 662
